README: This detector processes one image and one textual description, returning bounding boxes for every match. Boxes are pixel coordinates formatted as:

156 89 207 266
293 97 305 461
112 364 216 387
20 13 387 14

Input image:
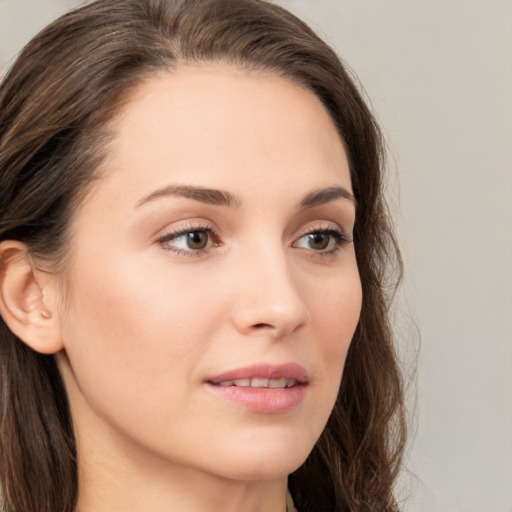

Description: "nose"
229 244 309 339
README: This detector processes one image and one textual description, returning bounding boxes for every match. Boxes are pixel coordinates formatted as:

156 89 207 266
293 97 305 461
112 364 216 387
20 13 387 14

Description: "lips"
206 362 309 386
205 363 309 414
216 377 298 388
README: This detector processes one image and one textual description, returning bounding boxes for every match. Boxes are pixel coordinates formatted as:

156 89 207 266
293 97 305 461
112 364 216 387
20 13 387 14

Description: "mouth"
212 377 299 389
205 363 309 414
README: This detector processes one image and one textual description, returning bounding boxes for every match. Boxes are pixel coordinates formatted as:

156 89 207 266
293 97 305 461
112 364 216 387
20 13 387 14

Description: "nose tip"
246 311 307 339
234 302 308 339
230 262 309 339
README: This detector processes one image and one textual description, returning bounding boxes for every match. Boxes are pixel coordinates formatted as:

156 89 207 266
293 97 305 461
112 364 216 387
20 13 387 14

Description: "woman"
0 1 406 511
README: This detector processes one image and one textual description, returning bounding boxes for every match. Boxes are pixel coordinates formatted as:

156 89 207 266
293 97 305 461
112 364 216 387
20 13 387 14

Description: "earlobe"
0 240 63 354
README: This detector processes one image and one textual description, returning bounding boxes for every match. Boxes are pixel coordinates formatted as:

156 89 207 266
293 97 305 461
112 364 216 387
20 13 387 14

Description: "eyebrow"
136 185 241 208
136 184 355 209
299 186 356 209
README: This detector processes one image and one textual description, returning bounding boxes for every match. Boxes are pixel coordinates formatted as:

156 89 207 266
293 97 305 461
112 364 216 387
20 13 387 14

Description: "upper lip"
206 363 309 384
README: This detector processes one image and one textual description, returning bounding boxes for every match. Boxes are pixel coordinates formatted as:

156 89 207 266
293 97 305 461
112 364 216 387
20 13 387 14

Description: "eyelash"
157 224 352 258
294 228 352 258
157 224 221 257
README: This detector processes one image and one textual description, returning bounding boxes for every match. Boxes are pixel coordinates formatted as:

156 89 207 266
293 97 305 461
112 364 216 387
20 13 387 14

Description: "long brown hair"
0 1 406 510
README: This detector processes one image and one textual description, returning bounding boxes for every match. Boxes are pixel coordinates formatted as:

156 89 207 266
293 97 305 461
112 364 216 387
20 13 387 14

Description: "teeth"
285 379 297 388
233 379 251 387
216 377 297 388
251 378 269 388
269 378 286 388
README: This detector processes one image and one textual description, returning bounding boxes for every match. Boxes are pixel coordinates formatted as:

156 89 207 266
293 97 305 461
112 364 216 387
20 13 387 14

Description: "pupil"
309 233 329 250
187 231 207 249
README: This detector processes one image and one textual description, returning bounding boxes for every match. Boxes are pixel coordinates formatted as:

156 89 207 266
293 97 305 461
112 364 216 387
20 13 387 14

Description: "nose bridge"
230 233 309 337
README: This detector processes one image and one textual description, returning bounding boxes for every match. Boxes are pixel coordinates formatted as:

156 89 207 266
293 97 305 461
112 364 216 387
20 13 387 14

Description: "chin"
204 433 314 481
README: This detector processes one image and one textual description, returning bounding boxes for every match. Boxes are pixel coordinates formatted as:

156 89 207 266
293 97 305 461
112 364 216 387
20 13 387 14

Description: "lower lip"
205 384 307 414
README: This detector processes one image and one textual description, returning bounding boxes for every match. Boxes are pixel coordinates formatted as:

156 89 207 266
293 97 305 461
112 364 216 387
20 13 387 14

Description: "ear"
0 240 63 354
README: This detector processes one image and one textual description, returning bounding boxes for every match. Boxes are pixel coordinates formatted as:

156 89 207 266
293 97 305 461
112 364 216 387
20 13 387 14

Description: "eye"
179 231 209 250
157 226 219 255
293 229 349 254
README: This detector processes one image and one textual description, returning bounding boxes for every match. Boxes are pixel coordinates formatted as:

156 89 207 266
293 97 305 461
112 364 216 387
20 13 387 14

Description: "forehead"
82 64 351 214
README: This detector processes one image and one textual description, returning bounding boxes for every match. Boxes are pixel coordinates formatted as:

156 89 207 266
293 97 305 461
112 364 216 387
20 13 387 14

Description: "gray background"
1 1 511 511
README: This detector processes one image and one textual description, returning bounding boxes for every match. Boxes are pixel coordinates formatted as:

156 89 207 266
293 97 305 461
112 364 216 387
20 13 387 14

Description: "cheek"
58 251 222 401
57 252 230 452
308 267 362 391
310 267 362 348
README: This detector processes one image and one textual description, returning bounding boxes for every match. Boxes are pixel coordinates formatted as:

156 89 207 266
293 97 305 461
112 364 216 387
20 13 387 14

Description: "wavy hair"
0 1 406 510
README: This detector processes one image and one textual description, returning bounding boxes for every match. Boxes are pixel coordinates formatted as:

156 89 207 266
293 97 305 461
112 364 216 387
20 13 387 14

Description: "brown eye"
159 227 217 254
306 233 330 251
294 229 347 254
186 231 209 250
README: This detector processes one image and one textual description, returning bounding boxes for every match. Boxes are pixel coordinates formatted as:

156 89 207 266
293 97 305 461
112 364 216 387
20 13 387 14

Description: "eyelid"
156 222 221 256
298 227 352 243
295 220 352 241
291 222 353 257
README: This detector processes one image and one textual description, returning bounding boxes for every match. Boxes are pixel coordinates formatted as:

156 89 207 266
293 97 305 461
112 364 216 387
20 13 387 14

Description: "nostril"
253 323 271 329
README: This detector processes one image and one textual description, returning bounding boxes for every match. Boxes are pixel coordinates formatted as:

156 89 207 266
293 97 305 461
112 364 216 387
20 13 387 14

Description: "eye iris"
187 231 208 250
308 232 330 251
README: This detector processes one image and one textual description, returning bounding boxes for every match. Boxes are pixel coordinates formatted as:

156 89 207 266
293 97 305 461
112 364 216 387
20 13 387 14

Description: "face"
55 65 362 483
